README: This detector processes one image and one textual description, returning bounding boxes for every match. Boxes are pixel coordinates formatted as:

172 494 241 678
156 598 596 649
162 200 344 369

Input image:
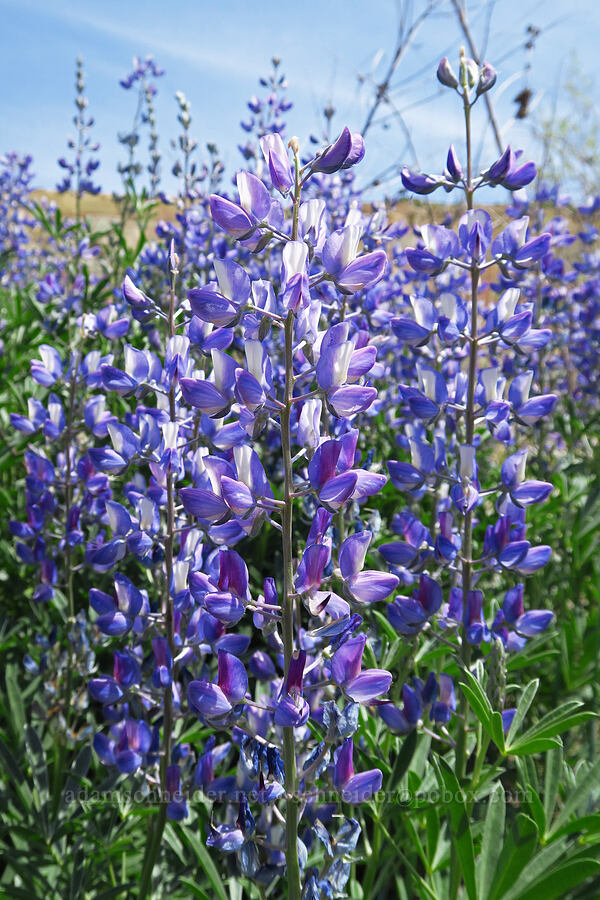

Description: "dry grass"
30 189 178 229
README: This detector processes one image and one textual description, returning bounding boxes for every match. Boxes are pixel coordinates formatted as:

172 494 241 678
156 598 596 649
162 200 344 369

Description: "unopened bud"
460 52 479 89
169 239 180 274
477 62 497 96
437 57 459 89
288 136 300 156
487 637 506 710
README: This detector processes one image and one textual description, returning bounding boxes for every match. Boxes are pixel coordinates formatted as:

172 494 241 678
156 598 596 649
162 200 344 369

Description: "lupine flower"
188 259 251 327
188 650 248 722
339 531 399 603
332 738 382 803
329 635 391 703
387 573 443 635
311 126 365 174
274 650 310 727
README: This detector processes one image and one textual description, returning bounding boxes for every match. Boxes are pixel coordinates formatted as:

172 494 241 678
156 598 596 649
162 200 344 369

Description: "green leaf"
549 755 600 837
179 878 212 900
488 814 538 900
5 664 25 741
501 839 569 900
371 610 399 643
433 757 476 900
524 785 546 837
489 712 506 755
459 674 507 753
506 680 539 745
543 747 563 832
458 668 493 727
515 701 596 746
507 736 563 757
388 729 418 791
59 745 92 818
68 842 86 900
175 823 228 900
550 813 600 840
508 859 600 900
477 781 506 900
24 725 49 837
95 886 135 899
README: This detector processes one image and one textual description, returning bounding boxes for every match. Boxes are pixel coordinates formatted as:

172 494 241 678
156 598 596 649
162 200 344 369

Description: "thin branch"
361 0 440 138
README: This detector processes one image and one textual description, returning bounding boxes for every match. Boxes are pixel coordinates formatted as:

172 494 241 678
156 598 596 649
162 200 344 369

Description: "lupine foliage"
0 49 599 900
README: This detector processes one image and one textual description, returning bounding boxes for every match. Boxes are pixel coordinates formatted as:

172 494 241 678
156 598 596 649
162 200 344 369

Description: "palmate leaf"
508 736 563 756
94 887 135 899
507 700 597 756
458 668 492 722
524 783 546 836
547 755 600 839
59 745 92 820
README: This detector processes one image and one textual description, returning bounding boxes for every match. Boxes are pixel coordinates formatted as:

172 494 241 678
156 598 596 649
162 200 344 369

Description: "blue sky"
1 0 598 197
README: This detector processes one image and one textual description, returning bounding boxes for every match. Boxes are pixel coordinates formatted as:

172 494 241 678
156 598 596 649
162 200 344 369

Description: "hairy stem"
280 152 302 900
138 265 178 900
451 74 479 900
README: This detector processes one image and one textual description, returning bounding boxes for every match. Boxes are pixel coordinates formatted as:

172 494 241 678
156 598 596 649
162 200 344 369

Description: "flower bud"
437 57 458 88
445 145 463 182
460 54 479 88
476 62 497 96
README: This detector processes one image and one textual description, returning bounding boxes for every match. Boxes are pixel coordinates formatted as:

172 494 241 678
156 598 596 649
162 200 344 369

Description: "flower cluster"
6 50 571 900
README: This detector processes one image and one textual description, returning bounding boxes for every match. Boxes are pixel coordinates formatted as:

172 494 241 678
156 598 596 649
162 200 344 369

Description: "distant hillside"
29 189 554 240
30 189 178 229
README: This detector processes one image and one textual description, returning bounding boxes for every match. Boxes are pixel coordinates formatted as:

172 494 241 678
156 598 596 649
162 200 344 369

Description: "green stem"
451 64 479 900
280 149 302 900
138 262 178 900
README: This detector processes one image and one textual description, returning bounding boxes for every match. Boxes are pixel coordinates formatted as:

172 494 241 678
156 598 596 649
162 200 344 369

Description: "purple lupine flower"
401 167 446 195
387 573 443 635
188 650 248 721
332 738 382 803
260 132 294 194
122 273 157 322
330 635 391 703
405 225 460 274
152 637 173 689
89 573 144 635
491 217 551 268
97 718 152 774
281 240 310 312
491 583 554 649
274 650 310 727
311 127 365 174
188 259 251 327
484 146 536 190
166 765 188 821
339 531 399 603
